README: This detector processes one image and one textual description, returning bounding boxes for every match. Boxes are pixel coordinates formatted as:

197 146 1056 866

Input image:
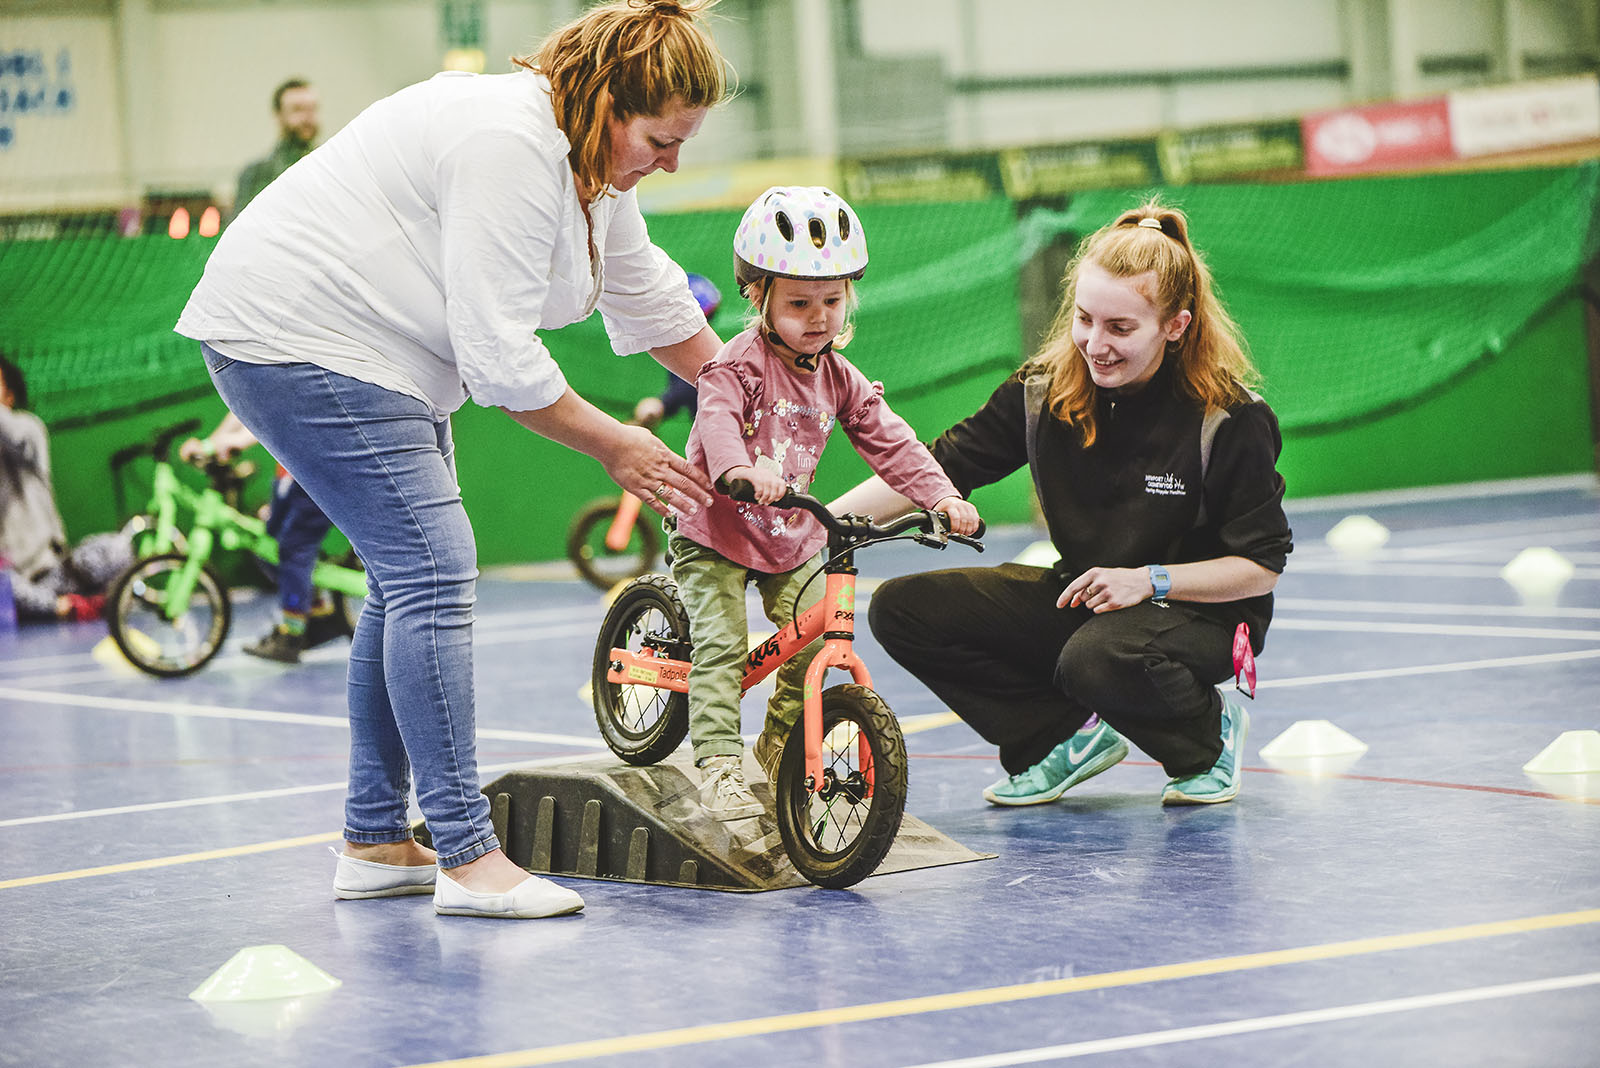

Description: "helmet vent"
808 216 827 249
775 211 794 242
837 209 851 241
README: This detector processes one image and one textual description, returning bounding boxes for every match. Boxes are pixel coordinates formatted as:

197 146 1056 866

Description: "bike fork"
801 637 873 795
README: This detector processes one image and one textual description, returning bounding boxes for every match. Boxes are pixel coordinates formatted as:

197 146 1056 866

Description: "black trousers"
868 563 1236 778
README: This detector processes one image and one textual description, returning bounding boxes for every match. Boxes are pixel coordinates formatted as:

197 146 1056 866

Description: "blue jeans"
202 345 496 867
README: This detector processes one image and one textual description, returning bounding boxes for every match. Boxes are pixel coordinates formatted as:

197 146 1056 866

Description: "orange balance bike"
591 479 984 888
566 417 663 590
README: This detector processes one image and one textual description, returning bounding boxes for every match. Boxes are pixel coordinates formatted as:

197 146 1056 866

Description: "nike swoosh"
1066 731 1103 764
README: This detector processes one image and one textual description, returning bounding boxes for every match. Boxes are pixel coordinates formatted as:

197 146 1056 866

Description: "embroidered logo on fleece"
1144 473 1186 497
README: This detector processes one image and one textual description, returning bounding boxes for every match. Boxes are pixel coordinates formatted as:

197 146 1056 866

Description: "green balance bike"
106 420 367 677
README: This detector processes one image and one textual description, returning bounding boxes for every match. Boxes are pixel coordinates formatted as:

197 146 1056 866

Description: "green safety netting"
3 162 1595 433
0 234 217 426
550 197 1025 411
1030 161 1600 431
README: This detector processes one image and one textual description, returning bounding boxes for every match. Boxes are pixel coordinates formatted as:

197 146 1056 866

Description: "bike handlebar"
720 477 985 553
109 418 205 472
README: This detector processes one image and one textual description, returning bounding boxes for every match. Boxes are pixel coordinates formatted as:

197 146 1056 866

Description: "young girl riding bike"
670 186 980 820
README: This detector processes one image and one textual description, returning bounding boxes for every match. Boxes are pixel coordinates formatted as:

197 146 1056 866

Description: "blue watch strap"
1147 564 1172 600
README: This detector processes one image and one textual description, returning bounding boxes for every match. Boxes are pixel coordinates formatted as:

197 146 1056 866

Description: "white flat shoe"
333 852 438 899
434 870 585 919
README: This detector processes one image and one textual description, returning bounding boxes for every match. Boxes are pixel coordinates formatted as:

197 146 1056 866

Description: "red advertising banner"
1301 97 1455 177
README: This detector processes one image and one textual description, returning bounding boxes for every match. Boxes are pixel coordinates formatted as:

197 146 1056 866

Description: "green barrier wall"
6 164 1594 567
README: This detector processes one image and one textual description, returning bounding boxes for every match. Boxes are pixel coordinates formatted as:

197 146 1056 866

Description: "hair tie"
1137 217 1163 231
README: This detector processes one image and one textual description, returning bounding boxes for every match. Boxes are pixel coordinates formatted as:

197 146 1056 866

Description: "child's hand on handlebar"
180 434 243 465
723 465 787 505
935 495 981 536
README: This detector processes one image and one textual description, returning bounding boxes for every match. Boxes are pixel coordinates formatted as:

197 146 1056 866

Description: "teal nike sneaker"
1162 693 1250 806
983 718 1130 806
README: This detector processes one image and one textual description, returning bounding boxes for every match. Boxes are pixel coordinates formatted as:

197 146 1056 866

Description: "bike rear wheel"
567 497 660 592
107 551 232 677
592 574 691 765
774 684 908 889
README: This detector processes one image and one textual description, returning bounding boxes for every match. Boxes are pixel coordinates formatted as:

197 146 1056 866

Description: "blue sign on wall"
0 47 77 151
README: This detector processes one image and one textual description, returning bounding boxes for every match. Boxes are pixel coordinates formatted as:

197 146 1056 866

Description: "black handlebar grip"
718 476 799 509
151 418 205 462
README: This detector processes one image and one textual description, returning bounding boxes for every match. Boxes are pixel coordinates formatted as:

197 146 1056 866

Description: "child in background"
181 412 347 662
669 186 980 820
0 354 131 623
631 273 719 428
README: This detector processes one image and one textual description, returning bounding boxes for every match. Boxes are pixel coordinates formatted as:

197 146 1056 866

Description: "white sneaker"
332 851 437 899
433 870 585 918
698 755 763 820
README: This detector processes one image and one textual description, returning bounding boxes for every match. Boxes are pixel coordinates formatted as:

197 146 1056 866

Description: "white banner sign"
1448 75 1600 158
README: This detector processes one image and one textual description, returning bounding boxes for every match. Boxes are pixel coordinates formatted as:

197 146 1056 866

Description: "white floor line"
1276 597 1600 620
1260 647 1600 690
1282 560 1600 579
0 753 602 828
896 971 1600 1068
1283 472 1598 512
1392 534 1600 560
0 651 117 674
473 621 601 647
0 686 599 746
0 780 349 827
3 668 141 689
1271 618 1600 641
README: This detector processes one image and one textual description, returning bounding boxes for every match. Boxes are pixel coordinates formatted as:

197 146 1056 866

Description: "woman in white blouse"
177 0 726 919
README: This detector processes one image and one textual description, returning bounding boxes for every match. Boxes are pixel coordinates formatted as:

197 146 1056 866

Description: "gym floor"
3 477 1598 1068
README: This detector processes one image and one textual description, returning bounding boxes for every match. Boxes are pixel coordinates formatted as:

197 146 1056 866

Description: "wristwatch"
1146 564 1172 602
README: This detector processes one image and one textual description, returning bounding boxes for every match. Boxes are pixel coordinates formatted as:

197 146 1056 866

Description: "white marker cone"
1259 719 1369 760
1324 515 1389 559
1522 730 1600 775
1500 547 1575 607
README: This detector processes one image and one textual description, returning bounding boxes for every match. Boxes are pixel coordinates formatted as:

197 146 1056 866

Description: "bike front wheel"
106 551 232 677
592 574 691 765
567 497 660 591
775 684 908 889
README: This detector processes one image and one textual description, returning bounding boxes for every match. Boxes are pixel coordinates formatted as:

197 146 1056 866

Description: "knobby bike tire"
106 551 232 678
774 684 908 889
591 574 691 765
567 497 661 592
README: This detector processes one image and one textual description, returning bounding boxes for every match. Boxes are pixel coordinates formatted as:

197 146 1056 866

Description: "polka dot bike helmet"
733 186 868 293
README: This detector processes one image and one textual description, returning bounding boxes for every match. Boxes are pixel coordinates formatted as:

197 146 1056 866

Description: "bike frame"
135 455 365 622
604 492 644 552
606 565 876 798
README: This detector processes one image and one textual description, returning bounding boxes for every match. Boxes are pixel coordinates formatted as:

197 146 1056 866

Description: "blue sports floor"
3 476 1598 1067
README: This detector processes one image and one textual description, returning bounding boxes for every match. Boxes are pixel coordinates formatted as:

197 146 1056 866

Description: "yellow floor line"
898 711 963 735
402 906 1600 1068
0 831 343 890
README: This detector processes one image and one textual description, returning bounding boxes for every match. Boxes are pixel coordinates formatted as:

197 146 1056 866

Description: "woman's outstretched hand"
504 389 713 517
604 423 714 517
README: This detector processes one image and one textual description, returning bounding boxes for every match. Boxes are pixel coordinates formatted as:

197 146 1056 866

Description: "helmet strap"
764 328 831 369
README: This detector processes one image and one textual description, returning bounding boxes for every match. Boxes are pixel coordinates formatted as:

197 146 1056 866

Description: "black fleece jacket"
929 359 1293 649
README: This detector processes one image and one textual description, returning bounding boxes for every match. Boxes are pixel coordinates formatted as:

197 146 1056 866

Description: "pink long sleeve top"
675 326 960 573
